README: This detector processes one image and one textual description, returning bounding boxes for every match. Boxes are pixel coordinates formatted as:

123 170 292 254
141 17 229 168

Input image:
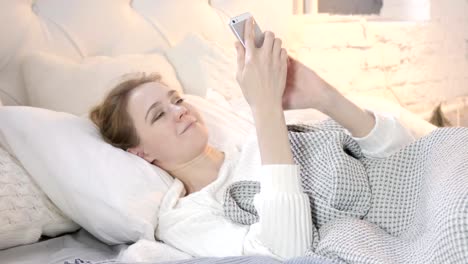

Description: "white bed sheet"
0 229 127 264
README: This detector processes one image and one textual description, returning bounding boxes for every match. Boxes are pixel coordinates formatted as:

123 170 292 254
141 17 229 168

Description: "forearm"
318 86 376 138
252 106 294 165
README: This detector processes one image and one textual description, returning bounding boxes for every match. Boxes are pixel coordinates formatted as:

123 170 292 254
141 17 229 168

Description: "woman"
90 18 414 260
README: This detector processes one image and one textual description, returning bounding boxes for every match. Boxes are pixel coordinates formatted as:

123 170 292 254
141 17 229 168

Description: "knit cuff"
259 165 302 195
351 109 385 150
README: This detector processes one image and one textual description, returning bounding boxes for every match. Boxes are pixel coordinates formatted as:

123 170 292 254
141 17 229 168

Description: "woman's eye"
151 98 184 124
152 112 164 123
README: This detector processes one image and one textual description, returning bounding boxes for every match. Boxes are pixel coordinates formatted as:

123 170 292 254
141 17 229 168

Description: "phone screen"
229 13 264 48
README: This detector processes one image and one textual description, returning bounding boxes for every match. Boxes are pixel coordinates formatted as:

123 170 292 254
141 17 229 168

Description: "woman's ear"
128 146 158 164
127 147 146 159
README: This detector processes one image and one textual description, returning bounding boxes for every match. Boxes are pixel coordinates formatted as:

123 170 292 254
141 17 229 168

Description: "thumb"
235 41 245 73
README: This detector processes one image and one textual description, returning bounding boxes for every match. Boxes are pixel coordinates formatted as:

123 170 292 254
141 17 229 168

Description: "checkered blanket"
64 256 334 264
223 119 468 263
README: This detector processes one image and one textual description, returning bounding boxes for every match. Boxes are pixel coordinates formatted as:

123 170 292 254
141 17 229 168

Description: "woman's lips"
181 120 196 134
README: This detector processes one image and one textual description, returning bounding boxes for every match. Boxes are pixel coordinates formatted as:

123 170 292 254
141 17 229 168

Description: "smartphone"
229 12 264 48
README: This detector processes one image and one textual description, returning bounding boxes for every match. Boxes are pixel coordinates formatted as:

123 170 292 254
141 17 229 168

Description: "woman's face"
126 82 208 170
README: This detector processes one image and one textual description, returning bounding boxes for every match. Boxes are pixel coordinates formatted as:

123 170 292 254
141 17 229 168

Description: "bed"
0 1 448 264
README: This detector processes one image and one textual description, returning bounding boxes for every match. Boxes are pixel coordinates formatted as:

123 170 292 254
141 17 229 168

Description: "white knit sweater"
156 111 415 260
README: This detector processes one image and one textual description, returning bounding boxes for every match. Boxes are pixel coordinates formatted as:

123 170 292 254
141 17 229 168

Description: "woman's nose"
169 104 188 120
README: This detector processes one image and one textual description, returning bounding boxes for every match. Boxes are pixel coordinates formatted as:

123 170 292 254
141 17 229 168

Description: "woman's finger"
235 41 245 74
281 48 288 63
272 38 282 59
262 31 275 53
244 17 255 58
287 55 293 68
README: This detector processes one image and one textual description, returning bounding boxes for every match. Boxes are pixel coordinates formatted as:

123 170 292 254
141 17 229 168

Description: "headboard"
0 0 292 106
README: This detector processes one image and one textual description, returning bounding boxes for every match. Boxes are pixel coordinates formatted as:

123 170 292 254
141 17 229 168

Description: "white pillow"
185 91 253 152
0 106 174 245
0 146 79 250
22 52 184 116
165 33 242 100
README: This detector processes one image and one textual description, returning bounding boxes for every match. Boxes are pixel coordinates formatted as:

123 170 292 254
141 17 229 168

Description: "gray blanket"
223 119 468 263
65 256 334 264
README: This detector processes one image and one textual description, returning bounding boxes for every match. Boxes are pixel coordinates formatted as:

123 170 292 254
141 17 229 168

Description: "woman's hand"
283 57 338 112
235 18 288 114
285 58 376 138
234 18 294 165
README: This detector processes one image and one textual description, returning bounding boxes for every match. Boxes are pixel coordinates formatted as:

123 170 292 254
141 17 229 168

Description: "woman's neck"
167 145 225 195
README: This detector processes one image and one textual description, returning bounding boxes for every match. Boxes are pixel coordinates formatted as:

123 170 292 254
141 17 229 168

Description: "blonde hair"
89 73 163 150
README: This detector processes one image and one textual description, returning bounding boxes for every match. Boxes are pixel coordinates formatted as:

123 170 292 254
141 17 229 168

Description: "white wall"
289 0 468 116
381 0 430 21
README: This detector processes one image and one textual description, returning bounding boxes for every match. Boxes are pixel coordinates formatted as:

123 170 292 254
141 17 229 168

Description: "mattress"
0 230 335 264
0 229 127 264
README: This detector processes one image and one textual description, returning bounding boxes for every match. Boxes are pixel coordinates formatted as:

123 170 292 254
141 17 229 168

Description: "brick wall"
288 0 468 116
